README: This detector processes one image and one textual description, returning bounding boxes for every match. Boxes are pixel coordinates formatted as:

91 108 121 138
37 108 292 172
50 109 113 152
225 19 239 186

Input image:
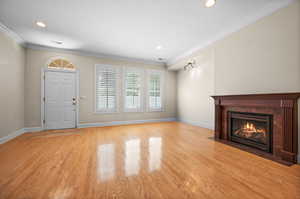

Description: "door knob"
72 98 77 105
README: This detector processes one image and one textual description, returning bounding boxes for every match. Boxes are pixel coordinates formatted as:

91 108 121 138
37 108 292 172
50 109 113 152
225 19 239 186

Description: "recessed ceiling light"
36 21 46 28
205 0 216 8
156 45 162 50
158 58 165 61
52 40 63 45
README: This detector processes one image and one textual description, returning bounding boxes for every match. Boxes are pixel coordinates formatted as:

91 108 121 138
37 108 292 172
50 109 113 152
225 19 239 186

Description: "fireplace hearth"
211 93 300 165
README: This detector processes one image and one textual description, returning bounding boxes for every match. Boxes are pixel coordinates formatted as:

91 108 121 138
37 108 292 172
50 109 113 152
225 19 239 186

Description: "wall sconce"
184 59 197 71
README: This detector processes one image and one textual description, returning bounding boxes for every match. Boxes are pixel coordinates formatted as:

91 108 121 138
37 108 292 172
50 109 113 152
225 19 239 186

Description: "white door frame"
41 68 80 130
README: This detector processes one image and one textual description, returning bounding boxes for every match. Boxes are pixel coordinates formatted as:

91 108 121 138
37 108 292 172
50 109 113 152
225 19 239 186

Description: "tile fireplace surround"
212 93 300 165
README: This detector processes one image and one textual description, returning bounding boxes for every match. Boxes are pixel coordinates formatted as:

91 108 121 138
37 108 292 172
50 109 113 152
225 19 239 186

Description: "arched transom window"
48 58 75 70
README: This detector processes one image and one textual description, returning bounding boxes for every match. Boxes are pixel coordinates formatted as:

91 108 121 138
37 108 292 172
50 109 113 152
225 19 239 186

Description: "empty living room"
0 0 300 198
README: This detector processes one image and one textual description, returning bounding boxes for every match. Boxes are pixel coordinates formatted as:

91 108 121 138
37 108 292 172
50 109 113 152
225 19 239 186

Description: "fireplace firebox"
228 112 272 153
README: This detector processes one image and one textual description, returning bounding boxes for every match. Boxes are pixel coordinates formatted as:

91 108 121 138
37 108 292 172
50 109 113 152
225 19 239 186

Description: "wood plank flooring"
0 122 299 199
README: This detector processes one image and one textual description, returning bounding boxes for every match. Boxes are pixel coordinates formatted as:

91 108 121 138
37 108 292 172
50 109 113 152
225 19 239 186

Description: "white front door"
44 71 77 129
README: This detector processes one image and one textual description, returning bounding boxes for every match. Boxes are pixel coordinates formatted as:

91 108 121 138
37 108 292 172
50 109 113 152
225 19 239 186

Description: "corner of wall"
0 128 26 144
179 118 215 131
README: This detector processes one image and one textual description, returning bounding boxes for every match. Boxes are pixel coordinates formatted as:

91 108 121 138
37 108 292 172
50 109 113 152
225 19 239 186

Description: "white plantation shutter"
95 65 118 113
148 70 164 111
124 68 143 112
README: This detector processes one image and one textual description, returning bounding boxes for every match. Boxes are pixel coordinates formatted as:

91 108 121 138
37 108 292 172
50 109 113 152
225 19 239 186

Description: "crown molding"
0 21 26 46
167 0 295 68
26 43 166 67
0 21 165 67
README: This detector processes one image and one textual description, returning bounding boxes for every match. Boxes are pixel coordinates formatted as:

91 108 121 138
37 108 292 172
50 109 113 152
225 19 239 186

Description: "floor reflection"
97 137 162 180
97 144 115 182
125 139 141 176
149 137 162 172
50 187 73 199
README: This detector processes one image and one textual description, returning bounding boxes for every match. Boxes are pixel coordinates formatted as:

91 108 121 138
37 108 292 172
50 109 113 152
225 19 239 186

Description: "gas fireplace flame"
244 122 256 131
240 122 266 138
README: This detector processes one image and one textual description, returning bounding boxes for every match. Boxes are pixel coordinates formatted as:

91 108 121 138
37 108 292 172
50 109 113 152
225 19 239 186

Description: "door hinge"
43 97 46 102
43 75 45 80
43 120 45 124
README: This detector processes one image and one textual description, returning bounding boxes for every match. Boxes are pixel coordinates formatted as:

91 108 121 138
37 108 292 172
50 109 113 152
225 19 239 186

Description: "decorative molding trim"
0 128 26 145
167 0 295 68
0 21 25 46
26 43 166 67
78 118 177 128
179 119 214 130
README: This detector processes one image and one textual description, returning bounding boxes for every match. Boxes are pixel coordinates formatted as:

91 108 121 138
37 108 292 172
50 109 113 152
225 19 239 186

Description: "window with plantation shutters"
95 65 119 113
147 70 164 111
123 68 143 112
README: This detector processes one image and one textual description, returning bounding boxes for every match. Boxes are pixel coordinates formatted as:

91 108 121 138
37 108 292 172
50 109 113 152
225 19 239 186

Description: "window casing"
123 67 143 112
95 64 119 113
95 65 165 114
147 70 164 112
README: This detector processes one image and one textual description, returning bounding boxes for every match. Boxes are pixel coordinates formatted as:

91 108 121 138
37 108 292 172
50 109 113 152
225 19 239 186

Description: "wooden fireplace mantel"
211 92 300 164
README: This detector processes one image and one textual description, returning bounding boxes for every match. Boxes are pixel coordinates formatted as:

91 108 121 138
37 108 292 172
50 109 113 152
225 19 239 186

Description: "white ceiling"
0 0 294 65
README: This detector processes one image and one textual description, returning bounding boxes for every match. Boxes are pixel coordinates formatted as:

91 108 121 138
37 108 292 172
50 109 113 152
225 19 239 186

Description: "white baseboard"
0 127 44 145
179 119 215 130
0 128 26 144
24 127 43 133
78 118 177 128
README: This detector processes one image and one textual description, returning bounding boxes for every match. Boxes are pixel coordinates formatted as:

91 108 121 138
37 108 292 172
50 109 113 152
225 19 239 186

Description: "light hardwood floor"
0 122 299 199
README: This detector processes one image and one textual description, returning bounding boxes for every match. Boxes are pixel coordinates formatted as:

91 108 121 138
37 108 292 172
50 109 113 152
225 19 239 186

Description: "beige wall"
176 47 215 129
0 32 25 138
214 0 300 95
170 1 300 159
25 48 177 127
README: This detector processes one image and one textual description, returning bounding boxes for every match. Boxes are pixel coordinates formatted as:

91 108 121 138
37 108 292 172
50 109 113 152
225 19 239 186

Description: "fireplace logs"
233 122 267 143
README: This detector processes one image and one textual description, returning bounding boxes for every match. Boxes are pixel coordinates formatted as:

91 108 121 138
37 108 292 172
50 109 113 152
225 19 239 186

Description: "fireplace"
211 93 300 165
228 112 272 153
